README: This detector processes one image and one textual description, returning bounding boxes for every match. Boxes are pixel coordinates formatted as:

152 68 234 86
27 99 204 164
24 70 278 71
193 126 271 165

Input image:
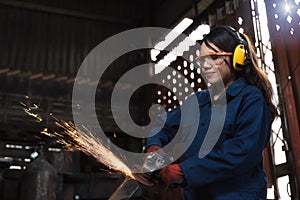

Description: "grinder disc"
132 172 156 186
131 166 156 186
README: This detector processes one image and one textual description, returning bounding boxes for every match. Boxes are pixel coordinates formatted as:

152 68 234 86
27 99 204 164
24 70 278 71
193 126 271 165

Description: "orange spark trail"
21 100 134 179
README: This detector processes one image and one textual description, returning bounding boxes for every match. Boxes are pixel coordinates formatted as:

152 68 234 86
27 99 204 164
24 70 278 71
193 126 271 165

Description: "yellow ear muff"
233 44 247 71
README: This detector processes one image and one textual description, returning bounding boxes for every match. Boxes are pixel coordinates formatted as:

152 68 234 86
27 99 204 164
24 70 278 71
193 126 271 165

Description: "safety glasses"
195 52 232 67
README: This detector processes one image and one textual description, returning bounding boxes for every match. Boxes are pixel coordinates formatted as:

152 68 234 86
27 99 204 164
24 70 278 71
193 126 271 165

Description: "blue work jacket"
146 77 272 199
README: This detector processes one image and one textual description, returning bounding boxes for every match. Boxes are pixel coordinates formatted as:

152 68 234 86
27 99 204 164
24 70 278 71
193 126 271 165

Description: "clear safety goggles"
195 52 232 67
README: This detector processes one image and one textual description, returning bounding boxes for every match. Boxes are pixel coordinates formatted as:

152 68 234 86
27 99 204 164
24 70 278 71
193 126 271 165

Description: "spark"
21 100 135 179
20 101 43 122
48 119 134 178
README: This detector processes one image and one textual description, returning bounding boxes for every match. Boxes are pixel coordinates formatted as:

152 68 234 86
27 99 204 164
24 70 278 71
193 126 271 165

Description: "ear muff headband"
215 26 250 71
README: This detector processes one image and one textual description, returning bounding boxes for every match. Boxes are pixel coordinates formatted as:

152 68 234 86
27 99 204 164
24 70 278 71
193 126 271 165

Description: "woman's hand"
160 164 184 187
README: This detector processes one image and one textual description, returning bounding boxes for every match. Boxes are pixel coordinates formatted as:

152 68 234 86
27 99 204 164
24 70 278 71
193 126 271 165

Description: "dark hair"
202 26 278 120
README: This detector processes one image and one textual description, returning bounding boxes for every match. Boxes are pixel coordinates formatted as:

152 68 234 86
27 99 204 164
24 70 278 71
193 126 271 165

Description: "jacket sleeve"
145 107 181 149
179 94 272 186
145 92 202 149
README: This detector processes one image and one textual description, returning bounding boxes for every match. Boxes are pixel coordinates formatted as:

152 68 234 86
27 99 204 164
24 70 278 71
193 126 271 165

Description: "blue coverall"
146 77 272 199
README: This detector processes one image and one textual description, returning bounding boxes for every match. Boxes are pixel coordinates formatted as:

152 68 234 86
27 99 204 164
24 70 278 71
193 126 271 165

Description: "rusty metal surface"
265 0 300 197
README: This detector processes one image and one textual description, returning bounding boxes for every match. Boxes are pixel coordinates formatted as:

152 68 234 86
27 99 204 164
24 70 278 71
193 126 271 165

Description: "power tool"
109 151 183 200
132 151 174 186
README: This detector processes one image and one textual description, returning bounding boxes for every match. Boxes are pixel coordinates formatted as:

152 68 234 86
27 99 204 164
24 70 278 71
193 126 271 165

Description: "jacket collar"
196 77 247 107
225 77 247 97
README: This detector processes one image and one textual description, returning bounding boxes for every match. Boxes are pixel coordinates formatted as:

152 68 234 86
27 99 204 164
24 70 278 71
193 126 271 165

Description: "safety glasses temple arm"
195 52 232 60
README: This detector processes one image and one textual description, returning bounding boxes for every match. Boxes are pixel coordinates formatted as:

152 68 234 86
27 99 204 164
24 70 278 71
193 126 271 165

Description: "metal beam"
0 0 134 25
153 0 215 28
265 1 300 197
153 0 198 27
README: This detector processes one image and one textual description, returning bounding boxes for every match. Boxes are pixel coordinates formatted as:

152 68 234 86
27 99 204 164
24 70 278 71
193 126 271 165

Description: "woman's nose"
201 59 213 69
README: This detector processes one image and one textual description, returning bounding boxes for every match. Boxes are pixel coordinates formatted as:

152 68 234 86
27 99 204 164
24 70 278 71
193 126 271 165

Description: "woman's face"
199 41 235 88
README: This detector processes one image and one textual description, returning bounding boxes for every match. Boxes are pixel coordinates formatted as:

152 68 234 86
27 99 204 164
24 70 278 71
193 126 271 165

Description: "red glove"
145 145 161 153
160 164 184 186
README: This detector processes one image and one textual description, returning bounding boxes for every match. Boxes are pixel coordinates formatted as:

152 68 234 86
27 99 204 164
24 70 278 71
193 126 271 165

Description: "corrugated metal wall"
0 0 142 79
0 0 149 129
0 1 154 139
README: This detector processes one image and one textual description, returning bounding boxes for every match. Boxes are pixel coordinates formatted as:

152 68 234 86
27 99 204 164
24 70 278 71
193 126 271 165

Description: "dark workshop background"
0 0 299 199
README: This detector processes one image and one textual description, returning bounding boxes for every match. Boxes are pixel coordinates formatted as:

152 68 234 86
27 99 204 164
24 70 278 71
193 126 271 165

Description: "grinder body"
133 151 174 186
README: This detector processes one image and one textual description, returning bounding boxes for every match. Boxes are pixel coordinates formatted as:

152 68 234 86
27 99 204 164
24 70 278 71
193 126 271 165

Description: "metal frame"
252 0 300 199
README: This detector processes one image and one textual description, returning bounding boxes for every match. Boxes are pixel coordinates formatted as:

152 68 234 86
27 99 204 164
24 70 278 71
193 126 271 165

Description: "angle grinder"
132 151 174 186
